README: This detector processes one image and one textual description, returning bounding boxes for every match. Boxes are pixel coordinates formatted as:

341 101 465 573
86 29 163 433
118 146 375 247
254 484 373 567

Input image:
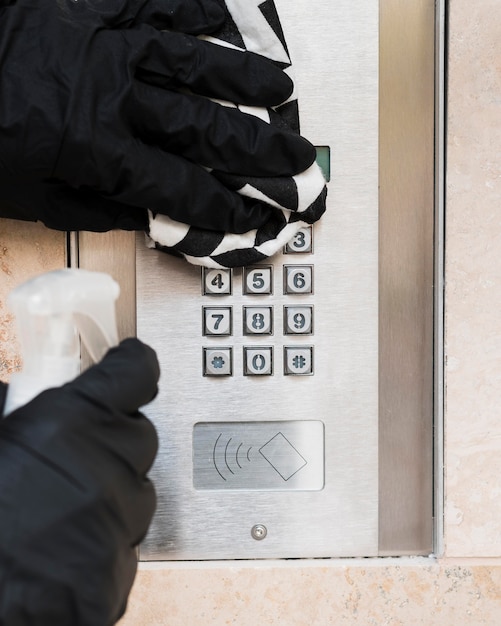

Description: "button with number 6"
284 265 313 294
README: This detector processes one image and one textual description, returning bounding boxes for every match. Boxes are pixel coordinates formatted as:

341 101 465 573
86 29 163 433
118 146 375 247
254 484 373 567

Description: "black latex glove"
0 0 315 234
0 338 160 626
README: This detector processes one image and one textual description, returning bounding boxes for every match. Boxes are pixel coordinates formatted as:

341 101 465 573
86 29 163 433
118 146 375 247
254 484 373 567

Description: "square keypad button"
284 346 313 375
203 268 232 295
203 307 232 336
243 306 273 335
244 347 273 376
284 306 313 335
243 266 273 295
284 226 313 254
284 265 313 294
203 348 232 376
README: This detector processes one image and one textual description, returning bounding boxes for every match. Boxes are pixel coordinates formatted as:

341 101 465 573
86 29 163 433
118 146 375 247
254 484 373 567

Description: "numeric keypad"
202 227 316 376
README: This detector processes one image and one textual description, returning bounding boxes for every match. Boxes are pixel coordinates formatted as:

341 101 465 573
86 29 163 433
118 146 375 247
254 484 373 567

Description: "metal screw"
251 524 268 541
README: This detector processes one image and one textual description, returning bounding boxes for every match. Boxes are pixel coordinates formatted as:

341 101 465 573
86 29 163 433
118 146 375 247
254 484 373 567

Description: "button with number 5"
243 266 273 295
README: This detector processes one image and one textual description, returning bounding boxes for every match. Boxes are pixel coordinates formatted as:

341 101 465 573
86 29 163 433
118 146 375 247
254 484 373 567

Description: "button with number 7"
203 307 232 336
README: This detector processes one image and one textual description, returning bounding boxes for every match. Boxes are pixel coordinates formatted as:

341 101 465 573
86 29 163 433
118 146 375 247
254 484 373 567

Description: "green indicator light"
315 146 331 182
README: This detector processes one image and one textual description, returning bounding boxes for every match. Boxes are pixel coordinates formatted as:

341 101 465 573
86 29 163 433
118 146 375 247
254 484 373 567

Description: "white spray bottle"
3 269 120 416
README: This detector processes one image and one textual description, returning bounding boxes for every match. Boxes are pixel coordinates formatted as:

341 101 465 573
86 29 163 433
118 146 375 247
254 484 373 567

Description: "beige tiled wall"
444 0 501 559
1 0 500 622
0 220 65 381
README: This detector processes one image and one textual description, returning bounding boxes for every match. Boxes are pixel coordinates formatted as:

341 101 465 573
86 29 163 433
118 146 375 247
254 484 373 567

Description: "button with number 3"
243 306 273 335
284 226 313 254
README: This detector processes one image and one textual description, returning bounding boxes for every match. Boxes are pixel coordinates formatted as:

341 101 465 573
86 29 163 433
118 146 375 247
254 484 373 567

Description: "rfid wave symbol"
213 432 308 482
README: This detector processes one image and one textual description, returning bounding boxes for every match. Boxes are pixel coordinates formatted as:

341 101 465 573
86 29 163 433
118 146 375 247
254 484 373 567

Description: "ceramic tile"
0 219 65 380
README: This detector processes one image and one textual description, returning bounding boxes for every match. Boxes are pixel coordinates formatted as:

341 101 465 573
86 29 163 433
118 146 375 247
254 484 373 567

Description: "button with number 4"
284 265 313 294
203 268 232 295
243 306 273 335
243 266 272 295
284 306 313 335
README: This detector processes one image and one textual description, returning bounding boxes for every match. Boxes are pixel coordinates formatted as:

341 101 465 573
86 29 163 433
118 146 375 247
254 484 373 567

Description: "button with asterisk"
203 347 233 376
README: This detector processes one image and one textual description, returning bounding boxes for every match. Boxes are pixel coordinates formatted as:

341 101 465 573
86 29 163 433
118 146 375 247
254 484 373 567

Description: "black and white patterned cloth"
146 0 327 269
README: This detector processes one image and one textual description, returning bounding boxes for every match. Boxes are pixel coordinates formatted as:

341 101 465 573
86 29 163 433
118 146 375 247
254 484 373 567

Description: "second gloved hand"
0 0 316 234
0 338 160 626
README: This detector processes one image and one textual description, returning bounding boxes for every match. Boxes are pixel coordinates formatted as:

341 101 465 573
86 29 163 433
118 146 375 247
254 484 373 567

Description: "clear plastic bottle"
3 269 120 416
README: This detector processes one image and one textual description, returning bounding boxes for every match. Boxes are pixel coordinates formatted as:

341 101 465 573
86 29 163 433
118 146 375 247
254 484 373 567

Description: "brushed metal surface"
379 0 435 554
193 421 324 491
434 0 446 557
75 231 136 341
72 0 439 559
136 0 380 560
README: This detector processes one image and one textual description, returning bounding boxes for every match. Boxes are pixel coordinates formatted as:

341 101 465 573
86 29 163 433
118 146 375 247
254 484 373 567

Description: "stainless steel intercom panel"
135 0 380 560
75 0 437 560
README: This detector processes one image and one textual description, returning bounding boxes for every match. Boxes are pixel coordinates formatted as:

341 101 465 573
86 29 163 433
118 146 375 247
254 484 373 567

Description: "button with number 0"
243 266 273 295
203 307 232 336
284 265 313 294
243 306 273 335
284 226 313 254
284 306 313 335
203 268 232 295
244 347 273 376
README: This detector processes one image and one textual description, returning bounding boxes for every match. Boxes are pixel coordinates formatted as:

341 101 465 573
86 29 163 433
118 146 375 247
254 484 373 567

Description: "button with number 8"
243 306 273 335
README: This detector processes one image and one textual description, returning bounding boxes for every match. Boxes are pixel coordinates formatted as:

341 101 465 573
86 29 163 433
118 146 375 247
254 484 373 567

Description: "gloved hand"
0 0 316 234
0 338 160 626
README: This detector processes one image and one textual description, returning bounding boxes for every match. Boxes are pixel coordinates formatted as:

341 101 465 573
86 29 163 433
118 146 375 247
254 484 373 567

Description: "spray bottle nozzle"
3 269 120 416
